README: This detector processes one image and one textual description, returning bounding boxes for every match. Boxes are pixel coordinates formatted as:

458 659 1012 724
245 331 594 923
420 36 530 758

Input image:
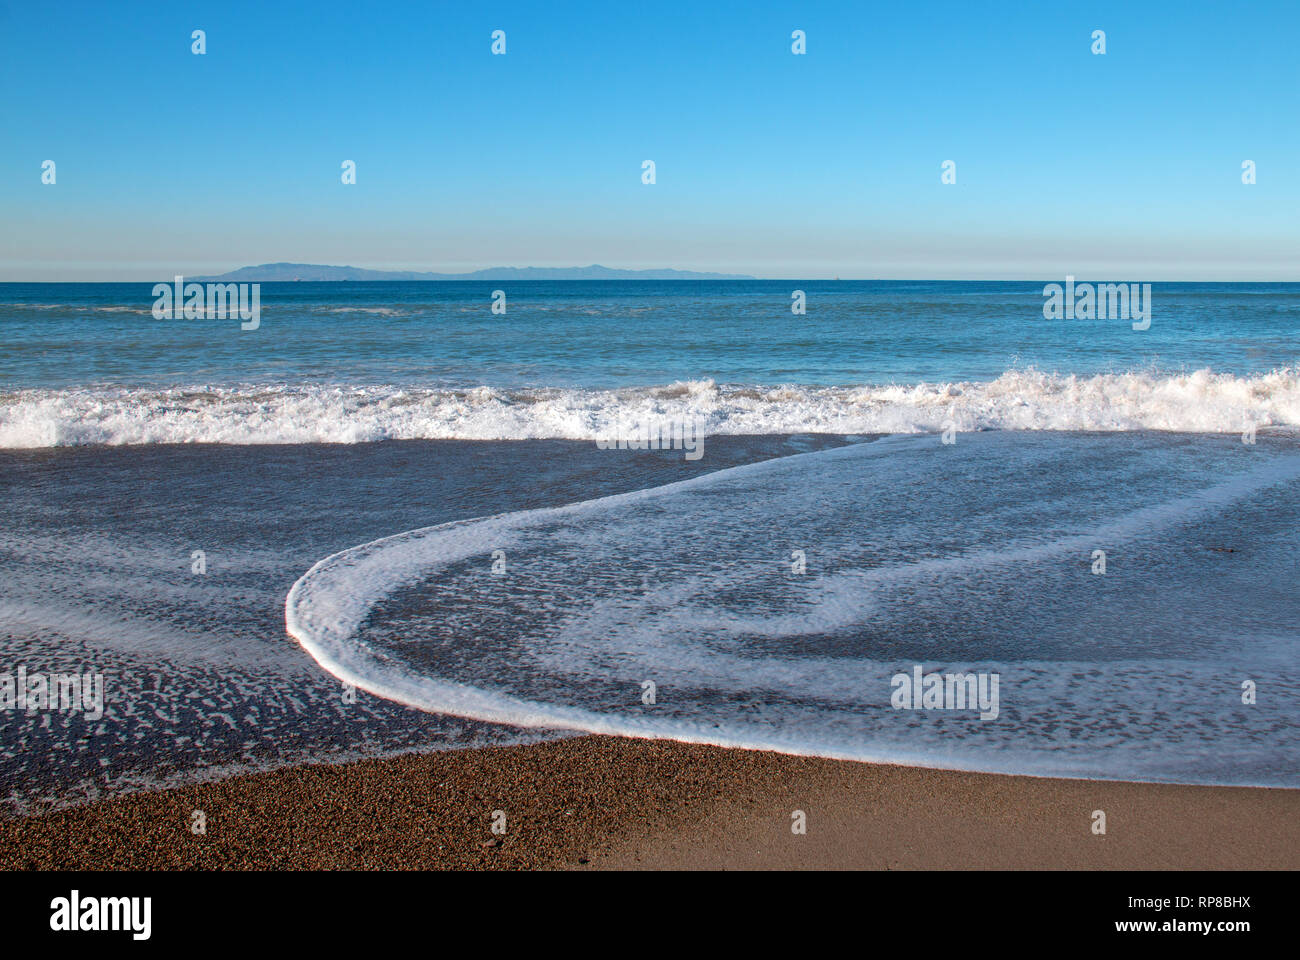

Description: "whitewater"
285 431 1300 787
3 368 1299 447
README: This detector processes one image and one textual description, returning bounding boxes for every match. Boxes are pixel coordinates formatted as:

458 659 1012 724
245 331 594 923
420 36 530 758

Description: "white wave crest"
1 368 1298 448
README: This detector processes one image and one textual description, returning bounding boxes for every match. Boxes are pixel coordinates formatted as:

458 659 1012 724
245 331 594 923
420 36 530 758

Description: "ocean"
2 280 1298 810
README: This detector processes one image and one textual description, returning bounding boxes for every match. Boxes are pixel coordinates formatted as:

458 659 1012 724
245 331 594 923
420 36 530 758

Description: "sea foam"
2 368 1299 448
285 432 1300 786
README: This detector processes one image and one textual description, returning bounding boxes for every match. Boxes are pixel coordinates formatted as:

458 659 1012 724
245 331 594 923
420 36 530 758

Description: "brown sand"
1 735 1294 870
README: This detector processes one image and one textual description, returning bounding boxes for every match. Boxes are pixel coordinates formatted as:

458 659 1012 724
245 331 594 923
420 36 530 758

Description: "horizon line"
7 276 1300 284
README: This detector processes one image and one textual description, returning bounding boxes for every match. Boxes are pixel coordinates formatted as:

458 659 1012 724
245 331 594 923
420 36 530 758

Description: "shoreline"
2 736 1295 871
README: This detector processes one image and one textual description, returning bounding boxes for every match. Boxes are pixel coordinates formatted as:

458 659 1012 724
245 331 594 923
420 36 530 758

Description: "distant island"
195 263 754 281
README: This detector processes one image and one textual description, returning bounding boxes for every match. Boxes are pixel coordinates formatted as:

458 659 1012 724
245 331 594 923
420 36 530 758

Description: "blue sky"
2 0 1298 280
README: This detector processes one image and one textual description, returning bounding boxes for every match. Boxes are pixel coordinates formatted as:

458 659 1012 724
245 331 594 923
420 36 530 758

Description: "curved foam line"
285 441 909 748
285 441 1300 779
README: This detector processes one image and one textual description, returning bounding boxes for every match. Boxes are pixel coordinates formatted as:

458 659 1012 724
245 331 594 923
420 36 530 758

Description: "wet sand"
1 735 1295 870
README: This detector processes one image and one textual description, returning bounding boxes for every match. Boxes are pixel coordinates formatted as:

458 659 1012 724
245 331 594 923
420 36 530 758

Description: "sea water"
2 280 1297 807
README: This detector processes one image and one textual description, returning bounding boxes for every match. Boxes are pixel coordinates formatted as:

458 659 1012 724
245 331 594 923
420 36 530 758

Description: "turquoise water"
2 280 1298 390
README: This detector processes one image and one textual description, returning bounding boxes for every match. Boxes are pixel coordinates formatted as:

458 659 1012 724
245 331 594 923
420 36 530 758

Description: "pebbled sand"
1 735 1295 870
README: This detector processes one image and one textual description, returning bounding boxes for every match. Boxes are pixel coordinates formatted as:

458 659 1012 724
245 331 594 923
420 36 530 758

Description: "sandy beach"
2 735 1294 871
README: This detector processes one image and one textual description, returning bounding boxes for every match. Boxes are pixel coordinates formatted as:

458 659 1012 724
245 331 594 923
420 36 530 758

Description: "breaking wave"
2 367 1299 448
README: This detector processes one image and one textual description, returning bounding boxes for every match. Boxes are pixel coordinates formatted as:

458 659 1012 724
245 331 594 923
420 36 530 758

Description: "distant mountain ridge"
195 263 753 281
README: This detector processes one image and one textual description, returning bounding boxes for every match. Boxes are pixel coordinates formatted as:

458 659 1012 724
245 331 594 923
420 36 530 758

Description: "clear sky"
2 0 1298 280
